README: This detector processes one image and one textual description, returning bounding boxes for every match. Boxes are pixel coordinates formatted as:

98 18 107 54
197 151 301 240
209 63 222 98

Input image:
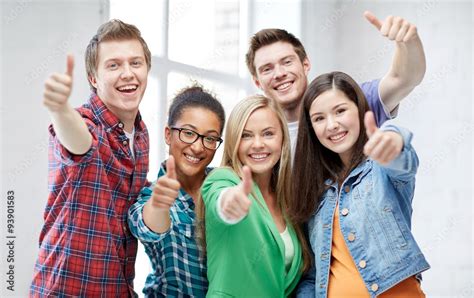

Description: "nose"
120 63 134 80
190 137 205 153
273 64 287 80
326 115 339 131
252 136 265 149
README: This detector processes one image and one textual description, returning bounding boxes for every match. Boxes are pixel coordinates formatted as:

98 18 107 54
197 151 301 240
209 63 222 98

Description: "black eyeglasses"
171 127 223 150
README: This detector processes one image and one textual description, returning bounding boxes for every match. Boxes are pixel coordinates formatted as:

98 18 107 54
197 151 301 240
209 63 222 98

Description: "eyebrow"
242 126 276 132
310 103 348 117
257 55 296 73
180 124 220 135
279 55 296 62
104 56 144 63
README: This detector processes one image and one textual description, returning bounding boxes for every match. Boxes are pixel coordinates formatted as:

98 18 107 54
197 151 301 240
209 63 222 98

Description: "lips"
249 153 270 161
328 131 348 143
184 153 201 164
117 84 138 93
274 81 293 91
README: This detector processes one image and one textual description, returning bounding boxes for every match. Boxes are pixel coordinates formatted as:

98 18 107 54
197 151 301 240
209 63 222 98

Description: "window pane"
169 0 240 75
252 0 301 35
109 0 166 56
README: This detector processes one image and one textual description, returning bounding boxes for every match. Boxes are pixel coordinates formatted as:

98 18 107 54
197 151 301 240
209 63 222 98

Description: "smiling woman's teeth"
184 154 200 163
330 132 346 141
250 153 269 160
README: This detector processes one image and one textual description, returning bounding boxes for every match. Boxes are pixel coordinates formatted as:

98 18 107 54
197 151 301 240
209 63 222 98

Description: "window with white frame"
110 0 253 179
109 0 301 295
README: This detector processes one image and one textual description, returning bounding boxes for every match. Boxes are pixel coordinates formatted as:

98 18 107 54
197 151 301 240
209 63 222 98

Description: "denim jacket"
297 125 430 298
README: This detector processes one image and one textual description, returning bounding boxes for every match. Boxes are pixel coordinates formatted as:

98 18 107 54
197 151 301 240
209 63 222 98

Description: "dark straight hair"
288 71 371 223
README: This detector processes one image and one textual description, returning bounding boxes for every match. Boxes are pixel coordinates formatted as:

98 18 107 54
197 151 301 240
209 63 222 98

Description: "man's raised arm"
43 55 92 155
365 11 426 113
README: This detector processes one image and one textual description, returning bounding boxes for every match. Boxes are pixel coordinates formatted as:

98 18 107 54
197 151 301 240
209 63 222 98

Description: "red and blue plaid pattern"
30 95 149 297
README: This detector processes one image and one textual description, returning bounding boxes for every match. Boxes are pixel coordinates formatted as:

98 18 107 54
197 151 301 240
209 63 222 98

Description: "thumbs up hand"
220 166 253 221
150 156 181 210
363 111 403 165
364 11 418 43
43 55 75 112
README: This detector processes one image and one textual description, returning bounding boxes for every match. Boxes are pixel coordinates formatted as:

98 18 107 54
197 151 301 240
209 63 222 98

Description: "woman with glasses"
128 84 225 297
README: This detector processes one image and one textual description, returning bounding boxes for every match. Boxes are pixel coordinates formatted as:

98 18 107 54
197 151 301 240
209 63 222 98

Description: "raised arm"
43 55 92 154
363 111 418 181
217 166 253 224
142 157 181 233
365 11 426 112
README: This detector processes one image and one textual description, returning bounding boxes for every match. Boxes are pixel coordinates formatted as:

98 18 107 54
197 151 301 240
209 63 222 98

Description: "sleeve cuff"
380 124 413 148
128 190 173 242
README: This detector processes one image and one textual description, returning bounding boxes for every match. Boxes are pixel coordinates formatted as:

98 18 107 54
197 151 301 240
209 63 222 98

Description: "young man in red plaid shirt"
30 20 151 297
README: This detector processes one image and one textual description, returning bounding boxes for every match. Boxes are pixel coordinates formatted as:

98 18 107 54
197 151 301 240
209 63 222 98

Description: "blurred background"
1 0 472 297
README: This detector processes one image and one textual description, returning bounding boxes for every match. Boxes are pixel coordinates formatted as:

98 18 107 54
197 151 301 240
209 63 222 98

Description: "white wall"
1 0 472 297
301 1 473 296
0 0 107 296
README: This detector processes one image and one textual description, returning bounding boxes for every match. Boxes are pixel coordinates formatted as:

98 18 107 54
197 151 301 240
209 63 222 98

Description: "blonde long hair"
221 95 291 203
197 95 311 272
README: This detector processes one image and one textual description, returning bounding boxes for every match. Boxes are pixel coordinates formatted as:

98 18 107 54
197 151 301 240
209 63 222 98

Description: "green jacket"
201 168 303 297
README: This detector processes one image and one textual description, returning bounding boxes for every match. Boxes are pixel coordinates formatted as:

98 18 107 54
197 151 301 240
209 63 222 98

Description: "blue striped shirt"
128 161 210 297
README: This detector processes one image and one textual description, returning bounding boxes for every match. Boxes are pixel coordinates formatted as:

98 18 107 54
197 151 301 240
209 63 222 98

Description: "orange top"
327 204 425 297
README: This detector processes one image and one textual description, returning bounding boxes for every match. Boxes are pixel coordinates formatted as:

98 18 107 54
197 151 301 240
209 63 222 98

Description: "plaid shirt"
128 161 210 297
30 95 149 297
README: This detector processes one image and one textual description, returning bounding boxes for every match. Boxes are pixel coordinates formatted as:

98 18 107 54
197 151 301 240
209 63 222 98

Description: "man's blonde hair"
85 19 151 92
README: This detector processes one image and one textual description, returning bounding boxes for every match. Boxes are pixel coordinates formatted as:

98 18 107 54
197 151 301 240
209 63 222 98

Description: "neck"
283 102 301 123
254 172 280 213
118 112 137 133
178 172 205 197
253 171 272 196
123 121 135 134
339 151 352 171
99 98 138 133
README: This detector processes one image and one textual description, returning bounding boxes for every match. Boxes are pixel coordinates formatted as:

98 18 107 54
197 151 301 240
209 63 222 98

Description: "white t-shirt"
287 121 299 161
280 226 295 272
124 128 135 158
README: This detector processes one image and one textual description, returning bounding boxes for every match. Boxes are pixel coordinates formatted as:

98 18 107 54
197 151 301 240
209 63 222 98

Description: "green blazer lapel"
252 185 285 262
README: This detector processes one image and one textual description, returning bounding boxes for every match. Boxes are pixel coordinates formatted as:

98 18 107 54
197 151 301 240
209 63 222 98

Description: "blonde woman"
200 95 310 297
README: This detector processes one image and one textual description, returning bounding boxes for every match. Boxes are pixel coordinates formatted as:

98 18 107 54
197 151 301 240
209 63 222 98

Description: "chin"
249 165 273 175
185 164 206 176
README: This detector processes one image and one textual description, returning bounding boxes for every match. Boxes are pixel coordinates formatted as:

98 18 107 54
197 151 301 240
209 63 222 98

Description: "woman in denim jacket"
289 71 430 297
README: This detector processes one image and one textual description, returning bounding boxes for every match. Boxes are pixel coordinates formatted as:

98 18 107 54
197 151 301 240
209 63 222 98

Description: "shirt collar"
88 93 145 132
324 158 371 187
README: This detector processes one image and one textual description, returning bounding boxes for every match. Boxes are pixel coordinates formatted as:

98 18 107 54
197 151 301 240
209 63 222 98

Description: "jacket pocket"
381 206 408 250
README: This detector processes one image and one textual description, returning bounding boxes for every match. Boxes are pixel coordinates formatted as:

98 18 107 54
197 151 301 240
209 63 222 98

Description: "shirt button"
348 233 356 242
118 122 124 128
123 225 128 232
341 208 349 216
371 283 379 292
359 260 367 268
123 140 128 146
344 185 350 193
